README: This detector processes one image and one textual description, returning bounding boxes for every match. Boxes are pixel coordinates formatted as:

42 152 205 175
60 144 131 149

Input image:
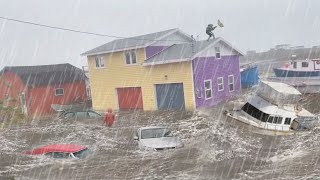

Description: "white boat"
267 58 320 94
224 81 319 135
273 59 320 77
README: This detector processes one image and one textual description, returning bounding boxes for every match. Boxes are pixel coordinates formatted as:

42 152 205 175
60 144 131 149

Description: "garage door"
117 87 143 110
155 83 185 110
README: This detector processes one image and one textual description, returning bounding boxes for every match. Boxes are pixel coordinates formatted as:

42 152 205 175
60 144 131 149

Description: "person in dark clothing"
206 24 217 41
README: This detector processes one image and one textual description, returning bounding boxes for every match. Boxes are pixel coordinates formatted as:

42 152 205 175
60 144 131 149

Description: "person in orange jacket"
104 108 115 127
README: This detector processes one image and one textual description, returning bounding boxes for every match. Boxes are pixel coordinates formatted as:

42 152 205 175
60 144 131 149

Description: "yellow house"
82 29 195 111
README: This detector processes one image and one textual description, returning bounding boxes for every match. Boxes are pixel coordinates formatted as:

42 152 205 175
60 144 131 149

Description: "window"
95 56 105 68
301 62 309 68
267 116 274 123
140 128 171 139
73 148 90 159
125 51 137 65
228 75 234 92
217 77 224 91
241 103 265 120
204 80 212 99
284 118 291 125
45 152 70 159
215 47 221 59
76 111 88 118
241 103 284 125
88 111 101 118
52 152 70 159
293 62 297 68
273 117 283 124
64 112 75 118
55 88 64 96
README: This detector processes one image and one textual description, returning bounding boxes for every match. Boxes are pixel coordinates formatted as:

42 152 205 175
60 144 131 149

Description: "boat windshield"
72 148 91 159
141 128 172 139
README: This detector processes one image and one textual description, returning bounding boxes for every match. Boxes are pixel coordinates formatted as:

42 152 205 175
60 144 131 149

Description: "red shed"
0 63 87 117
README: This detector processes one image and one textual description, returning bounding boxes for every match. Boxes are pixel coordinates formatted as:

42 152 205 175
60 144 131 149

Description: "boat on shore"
224 81 319 136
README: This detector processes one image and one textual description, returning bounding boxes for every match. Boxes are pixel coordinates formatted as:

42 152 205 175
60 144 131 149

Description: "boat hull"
240 65 259 88
224 110 302 136
274 68 320 77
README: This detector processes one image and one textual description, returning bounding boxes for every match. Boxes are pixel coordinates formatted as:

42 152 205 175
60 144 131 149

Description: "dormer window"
95 56 105 68
125 51 137 65
215 47 221 59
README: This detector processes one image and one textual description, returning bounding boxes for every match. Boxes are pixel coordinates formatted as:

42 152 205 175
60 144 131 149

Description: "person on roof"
104 108 115 127
206 24 217 41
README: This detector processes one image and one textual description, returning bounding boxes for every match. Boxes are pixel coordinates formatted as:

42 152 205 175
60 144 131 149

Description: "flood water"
1 93 320 180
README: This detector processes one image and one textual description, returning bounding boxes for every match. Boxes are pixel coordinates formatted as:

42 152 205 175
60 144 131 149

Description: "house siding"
88 48 195 111
145 46 168 59
0 71 27 107
193 55 241 109
28 81 87 116
0 71 26 100
0 70 87 116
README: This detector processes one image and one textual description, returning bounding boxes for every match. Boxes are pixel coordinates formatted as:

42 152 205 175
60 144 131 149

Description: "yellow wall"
87 48 195 111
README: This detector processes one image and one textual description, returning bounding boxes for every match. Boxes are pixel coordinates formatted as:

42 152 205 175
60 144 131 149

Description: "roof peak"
124 28 178 39
3 63 72 68
81 28 189 56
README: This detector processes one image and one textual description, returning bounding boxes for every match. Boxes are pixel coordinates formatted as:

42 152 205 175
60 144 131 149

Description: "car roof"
25 144 87 155
64 110 101 114
140 126 168 130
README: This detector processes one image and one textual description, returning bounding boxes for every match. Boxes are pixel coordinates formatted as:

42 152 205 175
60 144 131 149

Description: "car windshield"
72 148 90 159
141 128 172 139
64 112 75 118
88 111 101 118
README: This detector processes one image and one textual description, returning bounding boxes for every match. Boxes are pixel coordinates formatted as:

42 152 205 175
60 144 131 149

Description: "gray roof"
1 63 85 87
144 40 215 64
82 29 178 56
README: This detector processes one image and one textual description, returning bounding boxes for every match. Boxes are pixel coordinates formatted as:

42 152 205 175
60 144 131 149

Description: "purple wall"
145 46 168 59
193 55 241 109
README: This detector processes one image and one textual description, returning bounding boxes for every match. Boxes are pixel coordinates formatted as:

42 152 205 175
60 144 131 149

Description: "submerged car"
60 110 102 120
24 144 90 159
134 126 183 151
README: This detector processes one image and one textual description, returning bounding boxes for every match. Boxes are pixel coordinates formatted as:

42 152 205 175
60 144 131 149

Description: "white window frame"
217 77 224 91
125 50 137 65
55 88 64 96
228 75 235 92
204 80 212 100
215 47 221 59
95 56 105 68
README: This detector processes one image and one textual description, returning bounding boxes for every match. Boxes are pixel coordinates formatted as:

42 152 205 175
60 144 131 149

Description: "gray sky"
0 0 319 68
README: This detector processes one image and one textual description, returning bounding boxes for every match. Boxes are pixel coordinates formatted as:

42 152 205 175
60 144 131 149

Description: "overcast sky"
0 0 319 68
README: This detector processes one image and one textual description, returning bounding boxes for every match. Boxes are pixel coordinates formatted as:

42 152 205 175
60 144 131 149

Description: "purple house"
144 37 244 109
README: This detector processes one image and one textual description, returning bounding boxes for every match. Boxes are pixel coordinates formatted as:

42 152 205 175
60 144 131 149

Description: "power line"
0 16 189 42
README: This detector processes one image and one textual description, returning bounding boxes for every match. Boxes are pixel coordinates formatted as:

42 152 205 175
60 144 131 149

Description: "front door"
19 92 28 115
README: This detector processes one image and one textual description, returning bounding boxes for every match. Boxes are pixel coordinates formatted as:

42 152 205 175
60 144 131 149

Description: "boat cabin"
283 59 320 71
241 95 316 131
